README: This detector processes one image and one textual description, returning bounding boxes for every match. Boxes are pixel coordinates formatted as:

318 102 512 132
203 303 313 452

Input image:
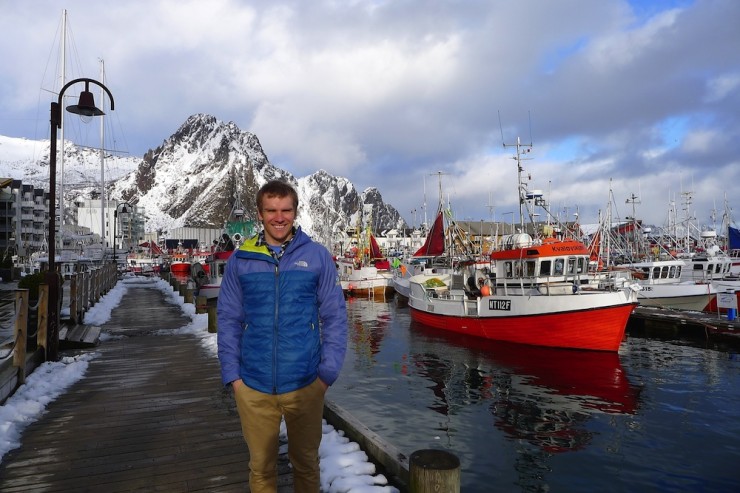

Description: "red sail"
369 234 383 259
414 210 445 257
139 241 164 255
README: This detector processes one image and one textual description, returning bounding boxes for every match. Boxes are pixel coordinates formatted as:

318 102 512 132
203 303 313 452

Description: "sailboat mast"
58 9 67 252
99 58 106 249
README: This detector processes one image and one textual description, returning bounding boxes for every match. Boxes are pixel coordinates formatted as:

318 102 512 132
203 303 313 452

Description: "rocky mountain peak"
110 114 406 238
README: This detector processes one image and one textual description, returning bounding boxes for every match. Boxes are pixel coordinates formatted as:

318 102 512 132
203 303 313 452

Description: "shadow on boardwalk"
0 283 295 492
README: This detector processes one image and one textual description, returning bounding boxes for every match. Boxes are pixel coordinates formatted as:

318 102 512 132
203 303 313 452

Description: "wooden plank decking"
0 283 294 492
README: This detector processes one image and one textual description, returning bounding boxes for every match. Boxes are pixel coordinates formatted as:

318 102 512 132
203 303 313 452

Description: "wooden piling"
37 284 48 354
13 289 29 385
185 288 194 304
409 449 461 493
195 295 208 314
70 275 79 325
207 306 217 333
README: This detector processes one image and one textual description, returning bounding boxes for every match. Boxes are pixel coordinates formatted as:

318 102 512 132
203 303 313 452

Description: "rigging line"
74 144 130 154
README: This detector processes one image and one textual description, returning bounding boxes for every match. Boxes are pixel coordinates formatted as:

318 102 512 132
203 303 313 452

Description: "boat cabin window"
503 260 531 278
540 260 552 276
504 261 513 278
669 265 676 278
566 257 579 275
553 258 564 275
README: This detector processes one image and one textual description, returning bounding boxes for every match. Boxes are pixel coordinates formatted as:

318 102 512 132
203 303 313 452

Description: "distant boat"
391 177 483 299
168 251 191 275
337 205 394 298
624 258 717 312
192 191 255 300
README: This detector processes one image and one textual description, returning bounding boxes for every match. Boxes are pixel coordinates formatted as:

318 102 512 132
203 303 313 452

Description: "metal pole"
113 208 118 269
45 77 115 362
46 101 60 361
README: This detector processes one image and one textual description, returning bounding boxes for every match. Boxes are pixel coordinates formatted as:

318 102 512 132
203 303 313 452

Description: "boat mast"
626 192 641 259
99 58 106 249
503 136 533 231
58 9 68 253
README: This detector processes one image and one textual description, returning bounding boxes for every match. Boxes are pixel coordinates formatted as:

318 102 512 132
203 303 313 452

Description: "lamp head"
66 90 105 118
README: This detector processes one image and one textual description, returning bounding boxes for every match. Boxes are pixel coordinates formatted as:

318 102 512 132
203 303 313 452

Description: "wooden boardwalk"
0 283 294 492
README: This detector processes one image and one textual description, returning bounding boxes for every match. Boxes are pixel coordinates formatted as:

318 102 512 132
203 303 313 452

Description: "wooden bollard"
195 295 208 314
38 284 48 352
409 449 460 493
69 275 79 325
13 289 29 385
184 287 194 304
207 306 218 333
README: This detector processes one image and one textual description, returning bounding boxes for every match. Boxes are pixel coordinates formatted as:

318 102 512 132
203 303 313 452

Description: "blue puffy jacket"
217 227 347 394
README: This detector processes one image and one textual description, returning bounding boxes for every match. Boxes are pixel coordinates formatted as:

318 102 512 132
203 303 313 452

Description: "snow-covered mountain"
0 114 407 239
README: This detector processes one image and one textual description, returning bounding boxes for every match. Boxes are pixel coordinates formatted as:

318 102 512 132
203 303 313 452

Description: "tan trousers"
234 378 325 493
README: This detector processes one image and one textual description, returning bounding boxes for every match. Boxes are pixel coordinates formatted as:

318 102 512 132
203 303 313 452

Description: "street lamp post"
47 78 114 361
113 202 132 272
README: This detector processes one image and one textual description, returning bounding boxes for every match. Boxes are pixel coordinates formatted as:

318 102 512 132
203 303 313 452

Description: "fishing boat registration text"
489 299 511 311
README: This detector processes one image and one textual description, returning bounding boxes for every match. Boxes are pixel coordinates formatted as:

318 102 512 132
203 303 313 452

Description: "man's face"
257 194 296 246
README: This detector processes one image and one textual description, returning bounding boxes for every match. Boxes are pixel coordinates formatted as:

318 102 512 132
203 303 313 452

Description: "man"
217 180 348 492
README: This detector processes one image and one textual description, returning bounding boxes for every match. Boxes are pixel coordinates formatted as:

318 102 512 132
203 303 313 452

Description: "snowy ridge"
0 115 406 239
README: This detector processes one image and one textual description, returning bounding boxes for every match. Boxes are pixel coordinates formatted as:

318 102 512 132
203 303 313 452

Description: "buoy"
480 285 491 296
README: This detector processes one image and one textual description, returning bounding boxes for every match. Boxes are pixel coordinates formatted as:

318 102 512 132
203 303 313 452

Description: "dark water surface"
330 297 740 492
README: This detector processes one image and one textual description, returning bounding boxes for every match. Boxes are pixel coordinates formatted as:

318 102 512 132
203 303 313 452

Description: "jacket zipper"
272 261 279 394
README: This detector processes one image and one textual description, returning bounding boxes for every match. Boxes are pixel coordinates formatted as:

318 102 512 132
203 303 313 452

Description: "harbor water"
331 297 740 492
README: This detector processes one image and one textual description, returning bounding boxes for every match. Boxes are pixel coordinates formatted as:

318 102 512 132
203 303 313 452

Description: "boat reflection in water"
345 296 393 369
408 321 641 454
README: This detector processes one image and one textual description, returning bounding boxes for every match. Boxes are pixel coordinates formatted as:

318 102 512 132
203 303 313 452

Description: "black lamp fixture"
46 77 114 362
66 82 106 117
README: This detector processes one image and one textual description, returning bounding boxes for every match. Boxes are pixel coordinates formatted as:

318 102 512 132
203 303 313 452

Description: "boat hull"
408 273 638 351
409 302 636 352
343 282 395 299
170 262 191 274
198 282 221 300
636 283 716 311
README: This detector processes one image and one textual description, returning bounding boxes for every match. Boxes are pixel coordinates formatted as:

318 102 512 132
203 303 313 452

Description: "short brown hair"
256 180 299 212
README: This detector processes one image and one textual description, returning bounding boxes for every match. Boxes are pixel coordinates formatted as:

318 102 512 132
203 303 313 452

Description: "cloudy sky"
1 0 738 230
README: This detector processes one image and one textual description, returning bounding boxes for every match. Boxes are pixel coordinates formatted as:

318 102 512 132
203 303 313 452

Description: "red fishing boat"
408 140 641 352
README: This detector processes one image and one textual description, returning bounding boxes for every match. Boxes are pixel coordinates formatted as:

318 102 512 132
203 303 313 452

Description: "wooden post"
78 273 85 319
70 274 79 325
93 269 100 302
13 289 29 385
37 284 49 354
409 449 460 493
83 272 91 311
207 306 218 333
196 295 208 314
185 287 194 304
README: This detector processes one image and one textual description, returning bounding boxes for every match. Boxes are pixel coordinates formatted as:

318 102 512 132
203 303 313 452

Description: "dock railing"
0 263 117 404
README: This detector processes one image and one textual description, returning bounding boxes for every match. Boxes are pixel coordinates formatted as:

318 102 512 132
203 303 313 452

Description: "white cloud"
0 0 738 227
